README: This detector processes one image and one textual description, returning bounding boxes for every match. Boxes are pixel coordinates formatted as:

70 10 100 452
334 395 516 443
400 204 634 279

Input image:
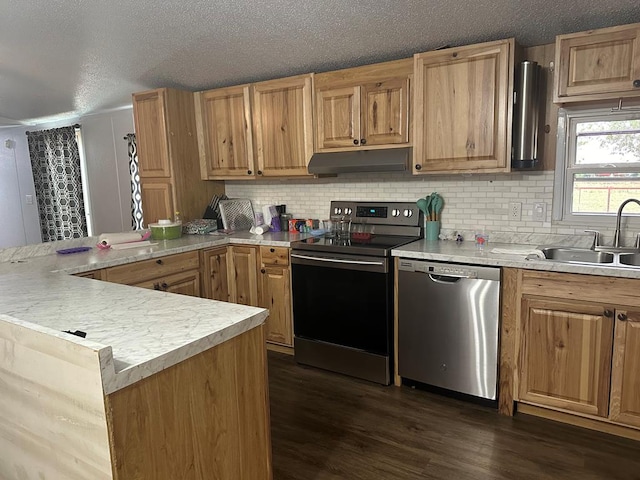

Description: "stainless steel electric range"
290 201 423 385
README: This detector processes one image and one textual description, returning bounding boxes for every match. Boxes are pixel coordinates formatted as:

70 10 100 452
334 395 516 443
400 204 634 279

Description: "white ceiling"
2 0 640 125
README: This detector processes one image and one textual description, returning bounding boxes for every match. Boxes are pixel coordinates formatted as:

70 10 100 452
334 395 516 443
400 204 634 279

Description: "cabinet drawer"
132 270 201 297
260 246 289 266
105 251 200 285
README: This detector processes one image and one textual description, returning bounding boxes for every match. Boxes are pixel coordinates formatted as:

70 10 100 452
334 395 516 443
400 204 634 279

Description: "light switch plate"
533 202 546 221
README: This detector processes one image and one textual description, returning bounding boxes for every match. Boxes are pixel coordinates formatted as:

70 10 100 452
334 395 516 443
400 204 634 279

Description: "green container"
149 221 182 240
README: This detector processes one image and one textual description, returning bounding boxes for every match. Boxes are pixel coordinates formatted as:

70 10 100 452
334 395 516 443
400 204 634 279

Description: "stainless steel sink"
618 253 640 267
541 247 615 264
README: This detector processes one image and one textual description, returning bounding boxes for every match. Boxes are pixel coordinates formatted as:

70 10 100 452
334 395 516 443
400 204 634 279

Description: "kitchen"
2 2 640 479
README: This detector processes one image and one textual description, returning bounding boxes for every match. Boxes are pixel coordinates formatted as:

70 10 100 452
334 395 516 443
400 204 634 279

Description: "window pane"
572 173 640 214
575 119 640 165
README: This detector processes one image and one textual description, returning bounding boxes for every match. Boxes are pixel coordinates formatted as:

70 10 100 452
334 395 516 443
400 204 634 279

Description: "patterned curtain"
26 126 87 242
126 133 144 229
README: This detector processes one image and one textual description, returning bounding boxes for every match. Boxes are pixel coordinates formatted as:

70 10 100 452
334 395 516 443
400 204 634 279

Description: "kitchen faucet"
613 198 640 248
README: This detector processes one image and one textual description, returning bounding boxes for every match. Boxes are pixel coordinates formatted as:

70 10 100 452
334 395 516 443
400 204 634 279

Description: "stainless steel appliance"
291 201 422 385
397 259 501 400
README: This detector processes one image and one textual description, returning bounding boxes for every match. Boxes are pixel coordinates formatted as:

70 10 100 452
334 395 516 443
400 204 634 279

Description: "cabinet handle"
247 170 252 175
156 259 163 265
153 283 160 290
270 248 275 253
603 309 613 318
618 312 628 321
353 139 359 145
415 164 422 171
257 170 263 175
161 282 169 290
634 79 640 88
360 138 367 145
261 268 266 274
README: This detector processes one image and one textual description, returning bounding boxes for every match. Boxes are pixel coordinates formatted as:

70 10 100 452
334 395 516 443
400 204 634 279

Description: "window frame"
553 106 640 228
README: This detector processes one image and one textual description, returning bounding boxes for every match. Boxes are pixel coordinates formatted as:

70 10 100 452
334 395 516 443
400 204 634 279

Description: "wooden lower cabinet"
201 246 232 302
259 247 293 346
106 325 272 480
229 245 260 306
132 270 201 297
518 297 613 417
609 310 640 427
505 268 640 436
74 269 104 280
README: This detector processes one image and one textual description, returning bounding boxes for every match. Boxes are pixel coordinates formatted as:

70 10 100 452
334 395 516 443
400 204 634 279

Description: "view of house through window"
556 108 640 223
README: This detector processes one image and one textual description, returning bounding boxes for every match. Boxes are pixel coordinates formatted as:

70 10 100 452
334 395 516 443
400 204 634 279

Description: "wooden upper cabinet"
194 85 256 179
314 58 412 152
252 74 314 177
139 181 174 225
554 22 640 103
133 89 172 178
413 38 514 174
609 310 640 428
518 297 614 418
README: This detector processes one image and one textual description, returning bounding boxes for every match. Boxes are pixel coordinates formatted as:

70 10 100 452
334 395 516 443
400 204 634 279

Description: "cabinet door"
133 89 172 178
609 310 640 427
140 181 174 226
315 86 361 149
555 24 640 102
260 265 293 346
229 246 259 306
361 77 409 146
132 270 201 297
194 86 255 179
518 297 614 417
252 74 314 177
202 247 231 302
413 39 513 173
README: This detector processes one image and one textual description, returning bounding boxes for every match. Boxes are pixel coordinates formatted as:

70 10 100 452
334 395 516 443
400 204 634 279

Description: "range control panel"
330 201 422 228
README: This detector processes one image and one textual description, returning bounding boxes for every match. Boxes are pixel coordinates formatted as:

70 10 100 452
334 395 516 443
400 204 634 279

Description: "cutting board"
219 199 255 231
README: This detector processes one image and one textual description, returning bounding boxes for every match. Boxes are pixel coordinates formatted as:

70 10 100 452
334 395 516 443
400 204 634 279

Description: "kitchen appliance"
397 259 501 400
512 60 541 169
291 201 422 385
307 147 412 175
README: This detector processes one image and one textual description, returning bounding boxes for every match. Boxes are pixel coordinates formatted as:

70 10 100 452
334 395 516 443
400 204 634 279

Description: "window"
554 106 640 225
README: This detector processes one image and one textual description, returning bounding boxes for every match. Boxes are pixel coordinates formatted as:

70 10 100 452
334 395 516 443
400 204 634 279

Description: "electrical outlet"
509 202 522 221
533 202 546 222
25 194 33 205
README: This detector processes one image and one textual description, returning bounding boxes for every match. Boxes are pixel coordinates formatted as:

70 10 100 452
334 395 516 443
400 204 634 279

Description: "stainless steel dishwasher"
397 259 501 400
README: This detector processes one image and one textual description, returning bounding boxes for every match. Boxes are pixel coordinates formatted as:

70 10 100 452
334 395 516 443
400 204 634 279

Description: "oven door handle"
291 253 385 267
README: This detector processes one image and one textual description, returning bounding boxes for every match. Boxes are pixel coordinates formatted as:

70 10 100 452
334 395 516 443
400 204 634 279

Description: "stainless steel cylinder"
512 61 540 169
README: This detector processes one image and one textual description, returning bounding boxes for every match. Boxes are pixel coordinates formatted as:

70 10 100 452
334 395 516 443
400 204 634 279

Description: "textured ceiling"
1 0 640 125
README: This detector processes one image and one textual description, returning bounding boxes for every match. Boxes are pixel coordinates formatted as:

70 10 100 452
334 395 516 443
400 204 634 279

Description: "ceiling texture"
2 0 640 126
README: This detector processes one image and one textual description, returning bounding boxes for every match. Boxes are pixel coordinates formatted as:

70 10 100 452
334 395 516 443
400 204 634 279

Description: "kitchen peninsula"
0 238 275 480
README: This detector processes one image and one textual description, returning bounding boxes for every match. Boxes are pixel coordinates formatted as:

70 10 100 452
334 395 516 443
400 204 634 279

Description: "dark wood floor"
267 352 640 480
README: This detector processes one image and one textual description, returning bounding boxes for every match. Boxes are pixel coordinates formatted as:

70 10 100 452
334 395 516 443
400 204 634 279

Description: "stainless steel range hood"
307 147 412 175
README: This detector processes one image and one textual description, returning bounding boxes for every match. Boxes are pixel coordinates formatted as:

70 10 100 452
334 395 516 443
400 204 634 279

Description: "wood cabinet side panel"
106 327 271 480
498 267 520 415
0 320 112 480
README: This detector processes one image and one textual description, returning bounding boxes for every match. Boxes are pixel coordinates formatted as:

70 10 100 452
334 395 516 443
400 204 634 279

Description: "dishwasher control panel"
398 259 500 281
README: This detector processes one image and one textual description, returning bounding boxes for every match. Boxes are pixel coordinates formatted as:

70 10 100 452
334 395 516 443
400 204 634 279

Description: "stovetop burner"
295 234 419 256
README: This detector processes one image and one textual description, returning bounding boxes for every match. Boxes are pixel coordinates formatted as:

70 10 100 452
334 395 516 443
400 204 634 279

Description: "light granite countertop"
392 239 640 279
0 231 308 394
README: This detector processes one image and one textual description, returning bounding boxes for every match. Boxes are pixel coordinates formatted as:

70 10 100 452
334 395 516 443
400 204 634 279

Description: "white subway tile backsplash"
223 171 631 245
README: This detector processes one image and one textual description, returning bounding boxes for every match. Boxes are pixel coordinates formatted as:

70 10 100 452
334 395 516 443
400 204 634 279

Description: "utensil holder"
425 221 440 242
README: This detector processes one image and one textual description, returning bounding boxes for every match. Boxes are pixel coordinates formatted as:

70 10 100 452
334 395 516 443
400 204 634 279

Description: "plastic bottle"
174 211 182 224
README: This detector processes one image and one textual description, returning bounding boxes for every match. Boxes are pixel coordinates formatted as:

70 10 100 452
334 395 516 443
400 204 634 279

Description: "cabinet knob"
247 170 252 175
161 282 169 290
603 309 613 317
153 283 160 290
270 248 275 253
261 268 266 274
156 259 163 265
415 164 422 171
360 138 367 145
634 79 640 88
353 139 359 145
257 170 263 175
618 312 628 321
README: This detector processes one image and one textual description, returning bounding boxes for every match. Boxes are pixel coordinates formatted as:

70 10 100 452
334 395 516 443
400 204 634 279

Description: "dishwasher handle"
428 273 465 283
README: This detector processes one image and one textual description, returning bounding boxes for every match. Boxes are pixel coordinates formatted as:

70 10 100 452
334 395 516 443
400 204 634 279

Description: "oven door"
290 250 392 355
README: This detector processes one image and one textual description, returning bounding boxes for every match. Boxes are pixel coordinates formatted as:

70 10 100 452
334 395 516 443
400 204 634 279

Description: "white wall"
0 108 134 248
